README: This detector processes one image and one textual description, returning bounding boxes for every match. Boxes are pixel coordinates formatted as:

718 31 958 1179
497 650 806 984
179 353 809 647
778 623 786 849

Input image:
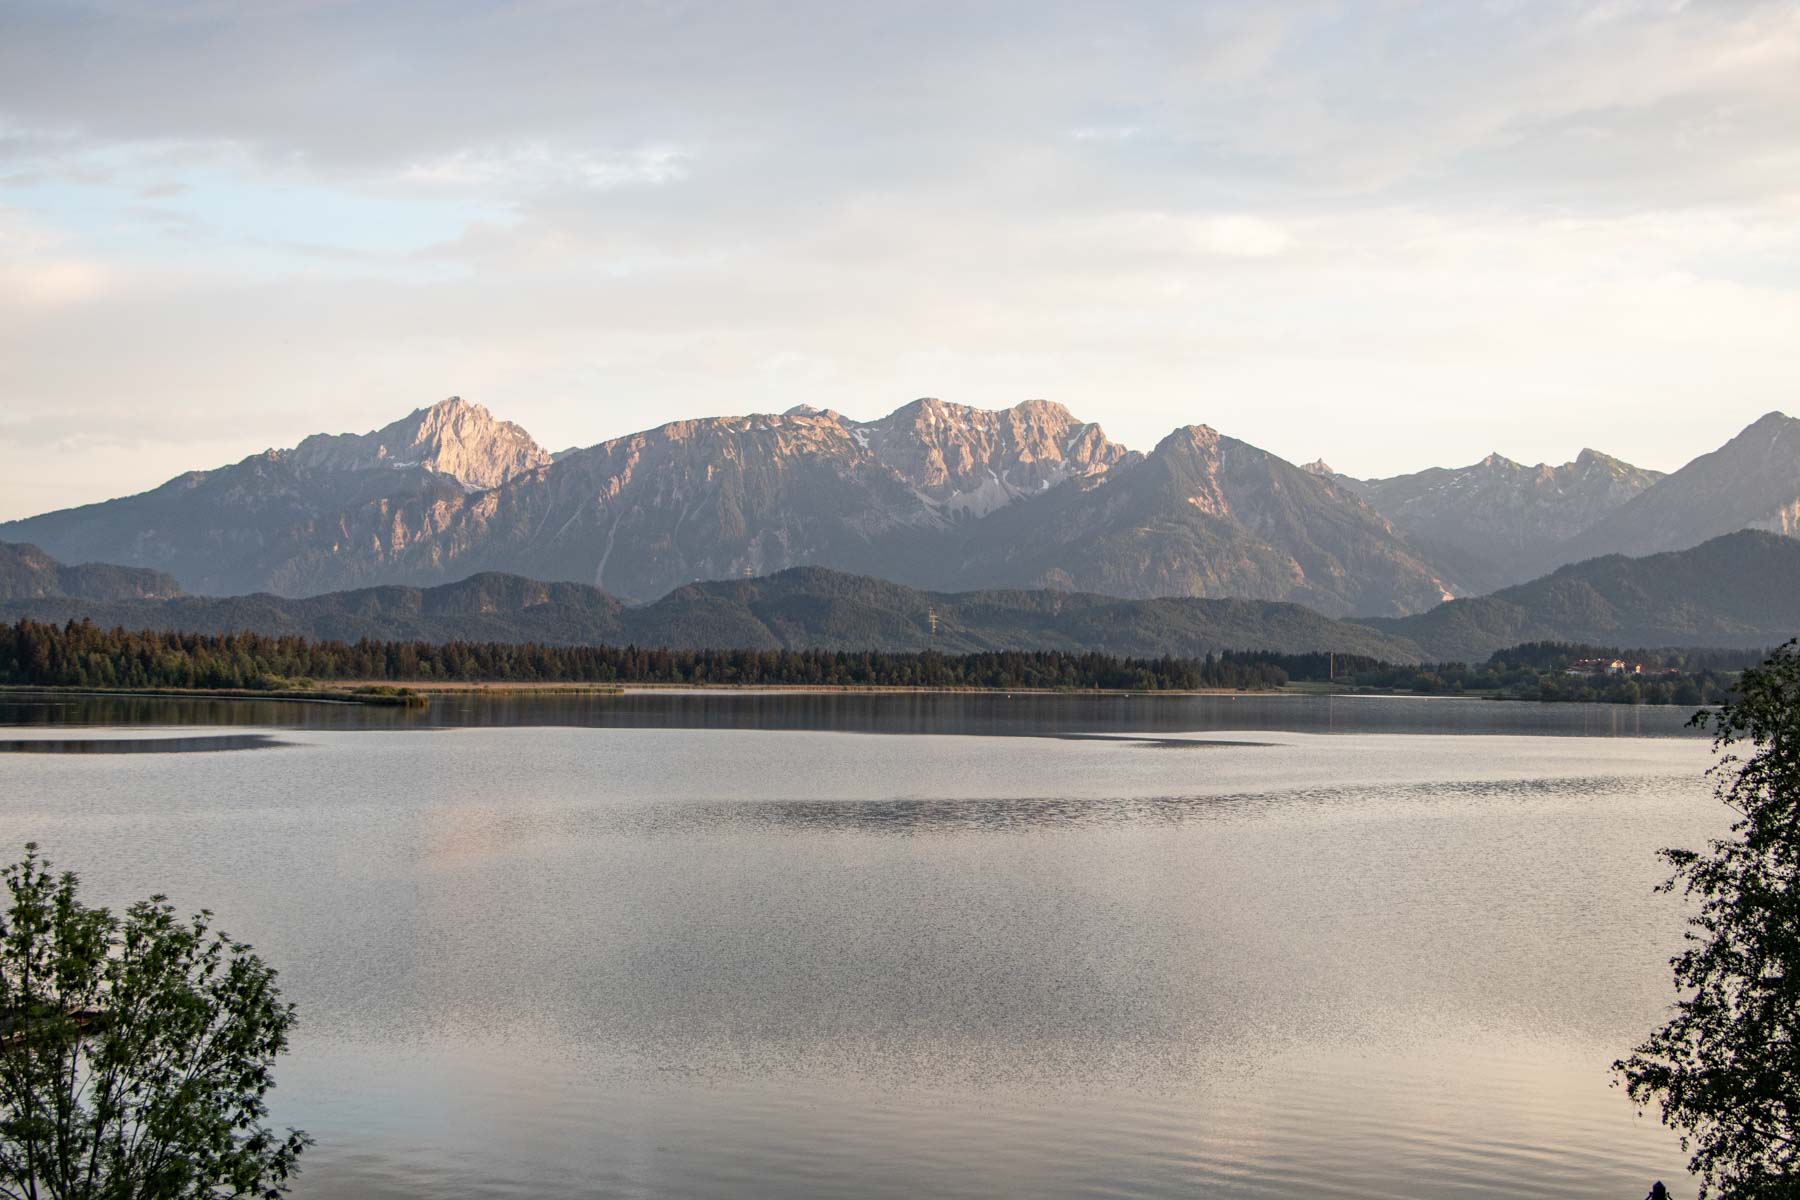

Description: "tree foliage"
1617 641 1800 1197
0 847 307 1198
0 618 1293 692
1324 639 1752 705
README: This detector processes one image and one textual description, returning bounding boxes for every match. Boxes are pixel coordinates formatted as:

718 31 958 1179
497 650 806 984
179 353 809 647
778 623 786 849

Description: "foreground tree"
0 846 307 1199
1618 643 1800 1198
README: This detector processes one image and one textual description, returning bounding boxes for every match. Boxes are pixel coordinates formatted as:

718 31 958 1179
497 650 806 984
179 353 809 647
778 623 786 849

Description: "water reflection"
0 688 1706 739
0 733 286 754
0 699 1715 1197
1045 733 1273 748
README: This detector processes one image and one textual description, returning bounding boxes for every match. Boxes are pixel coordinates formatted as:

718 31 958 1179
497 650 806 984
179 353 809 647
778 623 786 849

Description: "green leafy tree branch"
1619 641 1800 1198
0 846 307 1199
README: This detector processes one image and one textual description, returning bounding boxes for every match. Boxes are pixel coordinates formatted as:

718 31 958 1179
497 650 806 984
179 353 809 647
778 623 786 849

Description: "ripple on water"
0 712 1712 1198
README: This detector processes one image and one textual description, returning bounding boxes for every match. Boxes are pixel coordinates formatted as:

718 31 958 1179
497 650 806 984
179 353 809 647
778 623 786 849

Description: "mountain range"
4 396 1798 619
1332 450 1664 595
0 396 1449 616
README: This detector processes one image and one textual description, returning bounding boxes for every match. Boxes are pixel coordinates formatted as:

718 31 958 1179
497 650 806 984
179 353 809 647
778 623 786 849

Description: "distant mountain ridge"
0 396 1453 617
1364 530 1800 661
635 567 1420 660
1342 449 1663 593
955 423 1456 615
12 533 1799 669
0 542 182 603
1337 410 1800 586
1555 411 1800 564
0 398 551 597
6 396 1796 616
0 546 1422 663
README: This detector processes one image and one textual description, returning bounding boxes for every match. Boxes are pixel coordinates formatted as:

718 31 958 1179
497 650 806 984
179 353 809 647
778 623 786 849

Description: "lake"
0 691 1720 1198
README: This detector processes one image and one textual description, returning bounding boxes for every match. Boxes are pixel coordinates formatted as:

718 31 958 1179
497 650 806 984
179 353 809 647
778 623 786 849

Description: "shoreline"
2 680 1283 703
353 680 1260 697
0 682 1709 709
0 684 427 708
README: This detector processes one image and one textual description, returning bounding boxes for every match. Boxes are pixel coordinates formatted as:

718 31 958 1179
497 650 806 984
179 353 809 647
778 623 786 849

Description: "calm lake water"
0 691 1720 1198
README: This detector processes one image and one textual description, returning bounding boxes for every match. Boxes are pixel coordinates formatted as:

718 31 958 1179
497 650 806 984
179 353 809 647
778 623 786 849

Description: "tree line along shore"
0 618 1767 704
0 618 1295 695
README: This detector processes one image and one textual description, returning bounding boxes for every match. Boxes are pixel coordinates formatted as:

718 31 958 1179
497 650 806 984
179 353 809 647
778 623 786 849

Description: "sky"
2 0 1798 520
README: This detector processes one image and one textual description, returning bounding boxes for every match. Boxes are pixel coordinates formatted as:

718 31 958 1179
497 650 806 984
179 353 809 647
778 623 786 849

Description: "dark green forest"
0 618 1296 692
1338 641 1758 705
0 618 1765 704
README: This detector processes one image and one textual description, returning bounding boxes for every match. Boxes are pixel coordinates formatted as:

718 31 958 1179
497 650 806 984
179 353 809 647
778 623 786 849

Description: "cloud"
1153 214 1295 259
0 259 109 307
398 143 691 192
0 0 1798 517
0 206 112 309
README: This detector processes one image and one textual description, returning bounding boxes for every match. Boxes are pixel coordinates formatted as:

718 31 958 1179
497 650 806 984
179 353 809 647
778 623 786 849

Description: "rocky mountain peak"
1008 398 1078 422
1553 411 1800 566
1158 425 1222 455
779 403 848 421
1301 459 1335 477
1353 441 1665 593
290 396 552 490
855 398 1127 515
1734 410 1800 450
1570 447 1652 481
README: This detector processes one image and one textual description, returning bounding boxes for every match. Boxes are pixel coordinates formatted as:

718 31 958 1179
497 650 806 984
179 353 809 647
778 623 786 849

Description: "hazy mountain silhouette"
0 549 1421 662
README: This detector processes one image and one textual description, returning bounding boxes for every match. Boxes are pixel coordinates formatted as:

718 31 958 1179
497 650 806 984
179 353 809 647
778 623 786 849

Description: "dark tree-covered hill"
0 556 1421 662
1364 531 1800 661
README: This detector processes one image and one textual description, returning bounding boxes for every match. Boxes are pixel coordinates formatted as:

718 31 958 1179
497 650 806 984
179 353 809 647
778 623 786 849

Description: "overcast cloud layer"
2 0 1798 519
